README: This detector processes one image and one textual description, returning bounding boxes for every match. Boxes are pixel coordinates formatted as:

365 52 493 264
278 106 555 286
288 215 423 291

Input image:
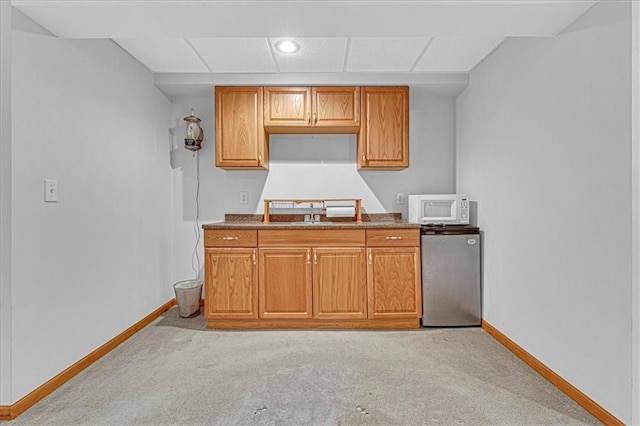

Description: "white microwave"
408 194 470 225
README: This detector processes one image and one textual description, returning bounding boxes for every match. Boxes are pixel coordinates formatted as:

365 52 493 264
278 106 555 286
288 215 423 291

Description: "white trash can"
173 280 203 318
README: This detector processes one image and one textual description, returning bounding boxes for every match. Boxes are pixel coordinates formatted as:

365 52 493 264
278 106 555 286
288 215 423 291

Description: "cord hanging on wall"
183 108 203 280
183 108 203 151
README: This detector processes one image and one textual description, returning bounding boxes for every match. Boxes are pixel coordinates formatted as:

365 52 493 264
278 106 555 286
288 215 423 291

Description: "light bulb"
275 40 300 54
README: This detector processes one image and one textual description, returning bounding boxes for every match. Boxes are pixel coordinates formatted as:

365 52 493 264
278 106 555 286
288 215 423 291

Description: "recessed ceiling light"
275 40 300 54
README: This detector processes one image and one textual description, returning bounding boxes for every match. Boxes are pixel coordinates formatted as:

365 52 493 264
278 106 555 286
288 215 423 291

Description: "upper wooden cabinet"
358 87 409 170
215 86 268 170
214 85 408 170
264 86 360 132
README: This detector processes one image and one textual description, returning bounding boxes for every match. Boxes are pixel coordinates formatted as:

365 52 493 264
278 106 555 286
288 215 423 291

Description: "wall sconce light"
184 108 203 151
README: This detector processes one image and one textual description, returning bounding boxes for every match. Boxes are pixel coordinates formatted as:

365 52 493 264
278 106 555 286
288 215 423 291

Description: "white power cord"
191 150 201 280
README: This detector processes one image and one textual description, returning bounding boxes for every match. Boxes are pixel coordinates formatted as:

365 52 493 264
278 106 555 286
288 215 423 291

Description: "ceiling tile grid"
346 37 431 73
414 36 506 72
113 38 209 73
188 37 276 73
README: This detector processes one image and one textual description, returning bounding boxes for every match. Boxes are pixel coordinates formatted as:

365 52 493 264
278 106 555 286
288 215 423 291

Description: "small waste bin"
173 280 203 318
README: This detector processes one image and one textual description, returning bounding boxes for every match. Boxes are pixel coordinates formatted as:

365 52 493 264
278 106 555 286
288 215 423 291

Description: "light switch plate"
395 192 404 204
240 191 248 204
44 179 58 202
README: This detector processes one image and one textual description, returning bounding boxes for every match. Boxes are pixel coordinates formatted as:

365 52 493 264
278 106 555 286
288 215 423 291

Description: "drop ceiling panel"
414 37 506 72
347 37 430 72
188 38 276 73
271 38 348 73
113 38 209 73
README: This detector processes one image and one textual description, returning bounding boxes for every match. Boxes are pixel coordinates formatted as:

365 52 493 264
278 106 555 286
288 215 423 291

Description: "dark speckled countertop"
202 213 420 230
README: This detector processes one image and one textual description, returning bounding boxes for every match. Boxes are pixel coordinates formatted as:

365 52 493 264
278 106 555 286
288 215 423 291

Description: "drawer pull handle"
307 249 311 265
258 153 263 165
313 112 317 124
386 236 402 240
368 249 372 264
362 154 366 163
252 249 256 264
307 112 311 124
313 250 317 265
222 236 239 241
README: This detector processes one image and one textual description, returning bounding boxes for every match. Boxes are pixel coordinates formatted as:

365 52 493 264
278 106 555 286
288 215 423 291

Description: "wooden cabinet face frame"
204 248 258 319
215 86 268 169
264 86 360 131
312 247 367 319
263 87 312 126
258 247 313 319
217 85 408 170
366 246 421 319
312 87 360 128
358 86 409 170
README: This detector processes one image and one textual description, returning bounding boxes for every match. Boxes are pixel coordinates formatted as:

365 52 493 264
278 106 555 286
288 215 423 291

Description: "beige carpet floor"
10 307 598 425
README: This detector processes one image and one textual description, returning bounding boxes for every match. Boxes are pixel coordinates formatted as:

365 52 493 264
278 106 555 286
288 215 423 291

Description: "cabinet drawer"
259 229 365 247
366 229 419 247
205 229 257 247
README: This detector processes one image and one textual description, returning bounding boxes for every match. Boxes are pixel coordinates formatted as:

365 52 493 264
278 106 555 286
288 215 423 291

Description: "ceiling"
11 0 598 97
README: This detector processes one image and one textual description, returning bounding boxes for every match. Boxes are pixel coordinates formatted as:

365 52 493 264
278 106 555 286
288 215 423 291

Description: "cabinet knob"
222 236 239 241
362 154 366 163
386 236 402 240
258 152 263 165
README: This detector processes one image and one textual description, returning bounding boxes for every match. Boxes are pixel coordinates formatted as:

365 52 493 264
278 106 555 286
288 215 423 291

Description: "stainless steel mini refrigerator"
421 226 481 326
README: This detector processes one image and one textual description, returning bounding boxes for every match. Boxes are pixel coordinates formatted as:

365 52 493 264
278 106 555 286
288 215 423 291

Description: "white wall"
0 1 13 407
10 31 174 402
632 3 640 423
170 89 456 282
456 2 632 422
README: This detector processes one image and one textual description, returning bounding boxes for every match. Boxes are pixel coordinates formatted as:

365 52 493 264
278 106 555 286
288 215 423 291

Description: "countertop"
202 213 420 230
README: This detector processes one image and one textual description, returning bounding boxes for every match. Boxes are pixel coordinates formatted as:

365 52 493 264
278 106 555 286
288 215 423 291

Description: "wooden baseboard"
208 318 419 329
0 405 11 420
481 320 623 426
3 299 176 420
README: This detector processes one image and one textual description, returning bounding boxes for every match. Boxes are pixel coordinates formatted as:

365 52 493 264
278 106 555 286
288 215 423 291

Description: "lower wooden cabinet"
367 247 421 319
204 248 258 319
204 227 421 329
258 248 313 319
258 247 367 319
313 248 367 319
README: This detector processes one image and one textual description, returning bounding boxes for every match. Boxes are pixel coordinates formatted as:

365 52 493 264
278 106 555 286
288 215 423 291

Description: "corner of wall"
0 0 12 407
631 2 640 424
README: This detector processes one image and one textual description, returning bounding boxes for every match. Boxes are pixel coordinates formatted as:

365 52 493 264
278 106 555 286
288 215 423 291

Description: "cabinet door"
259 248 313 318
359 86 409 169
264 87 312 126
312 87 360 128
205 248 258 319
367 247 421 319
215 86 268 169
313 248 367 319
